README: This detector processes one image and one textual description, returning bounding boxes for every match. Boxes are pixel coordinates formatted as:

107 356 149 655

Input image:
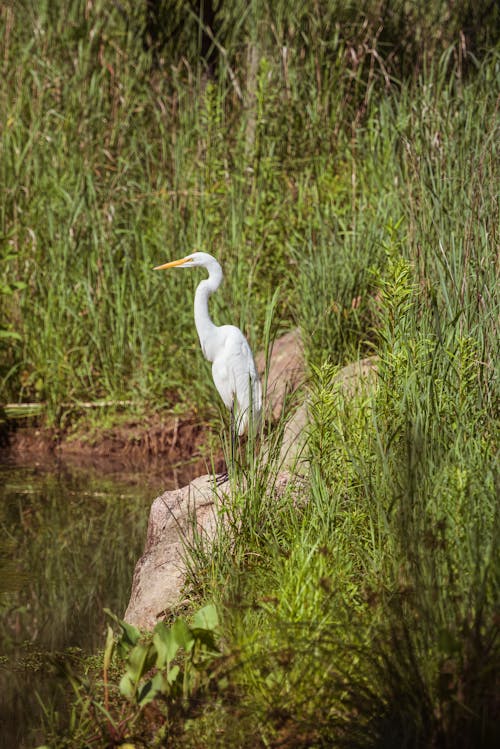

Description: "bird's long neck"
194 260 223 361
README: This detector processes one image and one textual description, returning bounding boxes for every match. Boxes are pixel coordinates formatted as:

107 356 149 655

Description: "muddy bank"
1 330 307 481
0 412 224 487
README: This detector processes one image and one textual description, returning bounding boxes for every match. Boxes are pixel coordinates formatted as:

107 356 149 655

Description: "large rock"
124 471 297 629
255 328 305 421
257 328 308 470
124 475 220 629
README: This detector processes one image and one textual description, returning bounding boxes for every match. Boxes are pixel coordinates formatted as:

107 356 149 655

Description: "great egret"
154 252 262 441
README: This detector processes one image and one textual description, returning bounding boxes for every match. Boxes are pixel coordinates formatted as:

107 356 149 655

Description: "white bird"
154 252 262 439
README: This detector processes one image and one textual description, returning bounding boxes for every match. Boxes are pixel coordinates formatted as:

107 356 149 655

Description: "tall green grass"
2 0 497 423
175 50 499 748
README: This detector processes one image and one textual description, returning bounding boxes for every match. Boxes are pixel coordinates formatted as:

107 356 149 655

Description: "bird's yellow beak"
154 256 192 271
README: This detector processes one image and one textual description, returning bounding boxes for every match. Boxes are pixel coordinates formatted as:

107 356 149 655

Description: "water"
0 457 169 748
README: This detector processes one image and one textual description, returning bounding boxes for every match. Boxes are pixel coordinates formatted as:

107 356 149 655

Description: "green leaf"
103 625 115 672
191 628 220 652
137 679 155 706
119 673 135 700
126 643 155 683
166 664 180 686
138 671 169 706
0 329 22 340
153 621 180 668
171 618 195 653
192 603 219 632
104 608 140 648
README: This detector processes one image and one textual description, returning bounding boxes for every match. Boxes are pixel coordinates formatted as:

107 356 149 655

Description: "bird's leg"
230 403 236 472
215 470 229 486
216 404 236 486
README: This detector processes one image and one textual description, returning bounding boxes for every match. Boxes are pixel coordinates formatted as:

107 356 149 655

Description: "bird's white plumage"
211 325 261 435
154 252 262 436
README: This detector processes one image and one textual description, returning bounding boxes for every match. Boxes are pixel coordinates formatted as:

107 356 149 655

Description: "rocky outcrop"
124 474 221 628
124 331 377 630
255 328 305 421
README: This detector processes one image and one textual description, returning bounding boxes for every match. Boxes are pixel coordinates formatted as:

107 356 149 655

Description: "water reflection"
0 458 166 749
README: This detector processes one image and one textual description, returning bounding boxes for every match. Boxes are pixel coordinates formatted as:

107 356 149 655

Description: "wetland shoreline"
1 411 224 486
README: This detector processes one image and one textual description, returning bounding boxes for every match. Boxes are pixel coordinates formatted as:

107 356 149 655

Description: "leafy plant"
37 604 222 748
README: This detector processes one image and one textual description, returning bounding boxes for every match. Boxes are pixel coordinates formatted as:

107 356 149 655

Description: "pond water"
0 457 171 749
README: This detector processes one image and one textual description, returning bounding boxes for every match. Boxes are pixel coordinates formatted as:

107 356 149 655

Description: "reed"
2 1 497 422
174 48 499 749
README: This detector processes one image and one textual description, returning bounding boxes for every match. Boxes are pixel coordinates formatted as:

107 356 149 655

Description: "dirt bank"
0 412 224 486
1 329 309 484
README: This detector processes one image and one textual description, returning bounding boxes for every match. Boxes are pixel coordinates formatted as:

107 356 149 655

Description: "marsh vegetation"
0 1 498 746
